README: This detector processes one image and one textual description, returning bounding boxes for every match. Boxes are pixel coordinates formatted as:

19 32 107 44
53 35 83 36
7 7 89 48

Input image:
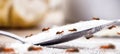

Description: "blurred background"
1 0 120 28
66 0 120 23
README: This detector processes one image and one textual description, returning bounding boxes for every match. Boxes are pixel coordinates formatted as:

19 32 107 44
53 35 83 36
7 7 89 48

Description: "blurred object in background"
0 0 66 29
0 0 12 28
41 0 66 27
2 0 120 29
11 0 48 28
66 0 120 23
41 11 65 27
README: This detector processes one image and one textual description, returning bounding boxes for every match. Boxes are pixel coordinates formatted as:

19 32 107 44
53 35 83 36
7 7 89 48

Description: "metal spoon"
0 31 26 44
0 20 119 46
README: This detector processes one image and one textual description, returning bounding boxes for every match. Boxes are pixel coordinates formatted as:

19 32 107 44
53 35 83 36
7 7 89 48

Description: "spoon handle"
0 31 26 44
